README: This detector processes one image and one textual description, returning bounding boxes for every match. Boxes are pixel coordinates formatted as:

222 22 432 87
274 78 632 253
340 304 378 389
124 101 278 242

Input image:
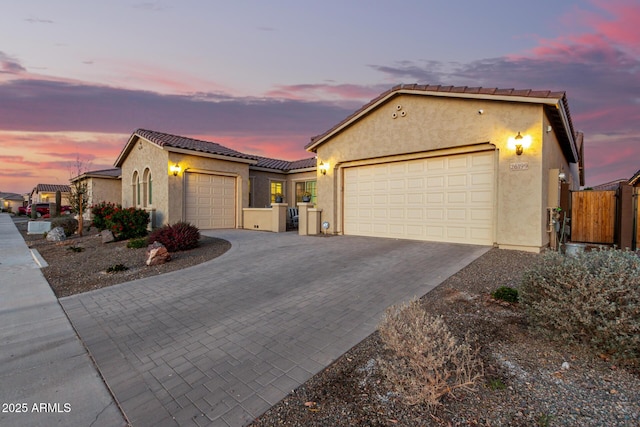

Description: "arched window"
132 171 140 207
143 168 152 206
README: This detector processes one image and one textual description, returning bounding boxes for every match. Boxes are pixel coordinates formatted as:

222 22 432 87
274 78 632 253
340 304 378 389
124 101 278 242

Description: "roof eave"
165 147 258 165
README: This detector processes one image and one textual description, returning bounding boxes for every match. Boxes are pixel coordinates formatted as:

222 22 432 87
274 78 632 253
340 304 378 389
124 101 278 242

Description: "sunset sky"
1 0 639 194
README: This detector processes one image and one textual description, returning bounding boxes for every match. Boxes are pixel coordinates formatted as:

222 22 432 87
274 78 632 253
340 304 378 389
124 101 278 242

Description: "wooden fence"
570 190 616 244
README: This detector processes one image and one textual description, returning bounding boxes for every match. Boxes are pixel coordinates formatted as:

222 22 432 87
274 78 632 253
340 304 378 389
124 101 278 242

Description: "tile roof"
251 156 316 171
35 184 71 193
71 168 121 182
306 84 578 162
0 192 23 200
591 179 629 191
135 129 255 161
629 169 640 186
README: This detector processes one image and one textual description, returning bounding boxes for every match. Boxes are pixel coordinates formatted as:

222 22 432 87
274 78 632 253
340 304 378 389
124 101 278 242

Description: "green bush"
91 202 120 231
106 263 128 273
127 237 148 249
50 216 78 236
105 207 149 240
520 249 640 364
491 286 519 303
147 221 200 252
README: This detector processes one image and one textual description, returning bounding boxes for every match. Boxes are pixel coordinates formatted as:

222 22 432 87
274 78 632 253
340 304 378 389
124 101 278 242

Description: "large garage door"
343 151 495 245
185 173 236 229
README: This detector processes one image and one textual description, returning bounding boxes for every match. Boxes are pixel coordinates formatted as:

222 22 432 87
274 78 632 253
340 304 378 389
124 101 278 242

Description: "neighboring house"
305 84 585 253
114 129 317 229
590 179 628 191
69 168 122 219
30 184 71 205
0 192 24 213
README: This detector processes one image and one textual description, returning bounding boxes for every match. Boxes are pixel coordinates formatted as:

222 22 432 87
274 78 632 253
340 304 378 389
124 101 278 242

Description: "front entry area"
343 151 495 245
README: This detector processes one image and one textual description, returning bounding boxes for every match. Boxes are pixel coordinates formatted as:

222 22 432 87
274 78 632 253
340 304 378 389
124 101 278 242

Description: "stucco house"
30 184 71 205
114 129 317 229
305 84 585 253
69 168 122 219
0 192 24 213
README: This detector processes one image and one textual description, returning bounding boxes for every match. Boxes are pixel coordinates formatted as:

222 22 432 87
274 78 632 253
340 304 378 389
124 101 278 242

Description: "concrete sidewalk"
61 229 489 426
0 214 126 427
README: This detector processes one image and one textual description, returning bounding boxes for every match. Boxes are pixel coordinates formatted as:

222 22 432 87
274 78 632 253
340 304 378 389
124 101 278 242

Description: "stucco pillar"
307 208 323 235
271 203 287 232
297 202 313 236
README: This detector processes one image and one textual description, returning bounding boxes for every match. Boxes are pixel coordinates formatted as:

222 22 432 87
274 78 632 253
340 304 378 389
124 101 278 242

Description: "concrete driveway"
61 230 489 426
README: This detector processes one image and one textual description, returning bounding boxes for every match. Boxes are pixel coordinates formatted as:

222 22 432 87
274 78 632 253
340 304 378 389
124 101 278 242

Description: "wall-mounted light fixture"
170 164 181 176
507 132 532 156
558 172 567 182
319 162 329 175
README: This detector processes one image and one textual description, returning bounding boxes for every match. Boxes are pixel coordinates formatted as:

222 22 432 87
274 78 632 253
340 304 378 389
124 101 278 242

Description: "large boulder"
101 229 115 243
146 241 171 266
46 226 66 242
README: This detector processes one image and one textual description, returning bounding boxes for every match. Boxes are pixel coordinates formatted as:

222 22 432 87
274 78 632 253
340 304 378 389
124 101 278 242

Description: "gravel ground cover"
251 249 640 427
17 220 230 297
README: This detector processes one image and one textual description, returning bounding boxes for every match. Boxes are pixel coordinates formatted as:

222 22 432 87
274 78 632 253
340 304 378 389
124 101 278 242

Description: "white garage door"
343 151 495 245
185 173 236 229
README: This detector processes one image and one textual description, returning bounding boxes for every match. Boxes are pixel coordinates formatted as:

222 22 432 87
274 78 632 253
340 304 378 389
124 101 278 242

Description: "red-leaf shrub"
91 202 121 231
106 207 149 239
147 221 200 252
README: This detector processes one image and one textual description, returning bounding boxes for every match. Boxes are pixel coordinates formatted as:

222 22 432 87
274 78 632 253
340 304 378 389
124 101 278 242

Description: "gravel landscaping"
251 249 640 427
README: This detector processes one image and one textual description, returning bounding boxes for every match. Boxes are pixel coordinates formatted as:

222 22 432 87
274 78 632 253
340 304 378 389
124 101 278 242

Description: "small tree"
68 156 91 236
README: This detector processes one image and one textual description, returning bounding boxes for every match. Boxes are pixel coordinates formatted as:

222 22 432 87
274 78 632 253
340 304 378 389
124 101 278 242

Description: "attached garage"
185 172 236 229
343 151 495 245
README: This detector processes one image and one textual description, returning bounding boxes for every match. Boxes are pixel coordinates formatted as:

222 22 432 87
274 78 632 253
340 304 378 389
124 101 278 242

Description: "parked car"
18 206 27 215
26 203 71 217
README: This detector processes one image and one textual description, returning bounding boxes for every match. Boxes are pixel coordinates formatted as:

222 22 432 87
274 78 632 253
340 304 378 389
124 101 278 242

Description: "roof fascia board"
556 103 578 161
165 147 258 164
114 134 139 167
306 89 566 151
287 167 317 174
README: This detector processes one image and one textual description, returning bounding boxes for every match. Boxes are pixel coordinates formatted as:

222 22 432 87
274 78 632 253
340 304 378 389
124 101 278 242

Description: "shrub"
147 221 200 252
91 202 121 231
377 298 483 407
50 216 78 237
105 207 149 240
491 286 519 303
127 237 147 249
106 263 128 273
520 249 640 365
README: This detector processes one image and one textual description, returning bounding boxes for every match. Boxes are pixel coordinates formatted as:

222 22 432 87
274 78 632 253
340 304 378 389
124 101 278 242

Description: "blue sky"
1 0 638 193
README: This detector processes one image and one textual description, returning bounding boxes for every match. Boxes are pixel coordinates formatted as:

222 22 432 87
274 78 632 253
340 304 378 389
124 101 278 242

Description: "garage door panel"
344 152 494 245
185 173 236 229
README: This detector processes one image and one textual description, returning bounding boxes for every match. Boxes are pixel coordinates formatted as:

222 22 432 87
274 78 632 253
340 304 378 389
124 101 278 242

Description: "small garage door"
343 151 495 245
185 172 236 229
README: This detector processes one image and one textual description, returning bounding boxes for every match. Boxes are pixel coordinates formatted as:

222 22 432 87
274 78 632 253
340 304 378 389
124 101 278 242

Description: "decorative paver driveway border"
61 230 489 426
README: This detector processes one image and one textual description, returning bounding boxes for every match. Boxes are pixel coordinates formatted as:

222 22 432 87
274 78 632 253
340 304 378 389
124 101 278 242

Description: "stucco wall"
88 178 122 207
121 137 169 224
313 93 567 251
167 151 250 228
250 170 288 208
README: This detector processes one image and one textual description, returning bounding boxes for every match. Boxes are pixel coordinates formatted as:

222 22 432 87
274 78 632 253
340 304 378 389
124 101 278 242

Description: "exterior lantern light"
170 164 181 176
507 132 532 156
319 162 329 175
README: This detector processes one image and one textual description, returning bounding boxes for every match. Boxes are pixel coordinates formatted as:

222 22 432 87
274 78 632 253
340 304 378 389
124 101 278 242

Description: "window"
132 171 140 207
295 180 317 204
270 181 284 203
248 177 254 207
143 168 152 206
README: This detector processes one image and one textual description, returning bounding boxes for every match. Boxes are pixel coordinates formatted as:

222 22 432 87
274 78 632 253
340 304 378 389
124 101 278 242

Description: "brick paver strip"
61 230 488 426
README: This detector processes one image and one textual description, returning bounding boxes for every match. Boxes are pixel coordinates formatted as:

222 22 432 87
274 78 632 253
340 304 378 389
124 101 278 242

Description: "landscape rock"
101 229 115 243
146 241 171 266
46 226 66 242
